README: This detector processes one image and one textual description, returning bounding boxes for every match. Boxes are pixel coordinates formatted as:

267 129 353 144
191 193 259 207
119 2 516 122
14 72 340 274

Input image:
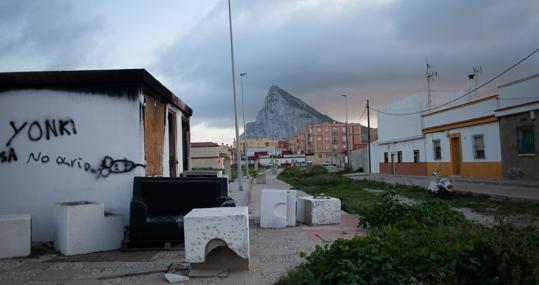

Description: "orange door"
450 135 462 176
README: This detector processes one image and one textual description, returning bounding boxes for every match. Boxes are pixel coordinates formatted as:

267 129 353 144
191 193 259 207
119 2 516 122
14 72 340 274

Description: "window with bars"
518 127 535 154
384 152 389 163
433 140 442 160
397 151 402 163
472 135 485 159
413 150 420 163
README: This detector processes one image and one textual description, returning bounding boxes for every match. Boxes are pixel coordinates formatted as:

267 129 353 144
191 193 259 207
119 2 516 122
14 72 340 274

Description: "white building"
376 89 503 180
0 69 192 241
190 142 231 170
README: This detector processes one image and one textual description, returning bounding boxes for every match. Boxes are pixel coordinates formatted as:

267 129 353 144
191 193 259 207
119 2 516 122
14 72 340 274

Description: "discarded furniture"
256 173 266 184
129 176 230 242
260 189 297 228
298 195 341 225
53 201 123 256
0 214 31 258
184 207 250 270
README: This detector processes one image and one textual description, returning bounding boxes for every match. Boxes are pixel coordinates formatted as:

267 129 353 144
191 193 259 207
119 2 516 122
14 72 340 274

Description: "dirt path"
363 188 539 228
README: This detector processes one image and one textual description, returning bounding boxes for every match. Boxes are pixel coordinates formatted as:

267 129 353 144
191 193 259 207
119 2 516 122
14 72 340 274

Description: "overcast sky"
1 0 538 144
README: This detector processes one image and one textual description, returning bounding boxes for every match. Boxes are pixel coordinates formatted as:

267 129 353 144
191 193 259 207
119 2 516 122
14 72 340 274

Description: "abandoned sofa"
129 176 233 242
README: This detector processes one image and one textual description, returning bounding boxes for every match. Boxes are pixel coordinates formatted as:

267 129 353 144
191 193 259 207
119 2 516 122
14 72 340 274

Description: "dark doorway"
182 116 190 172
168 111 177 177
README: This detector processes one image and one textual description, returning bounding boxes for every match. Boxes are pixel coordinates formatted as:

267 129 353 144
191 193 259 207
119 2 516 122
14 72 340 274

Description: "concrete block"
296 197 307 223
54 201 123 256
302 196 341 225
260 189 287 228
256 173 266 184
286 190 297 226
0 214 31 258
184 207 249 270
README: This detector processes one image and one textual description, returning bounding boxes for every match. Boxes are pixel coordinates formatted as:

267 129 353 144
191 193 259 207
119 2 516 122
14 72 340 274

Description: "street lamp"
341 94 350 169
240 72 248 178
227 0 242 190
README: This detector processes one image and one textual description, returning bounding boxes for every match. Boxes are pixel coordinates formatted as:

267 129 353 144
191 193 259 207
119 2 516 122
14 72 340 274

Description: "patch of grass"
353 178 539 218
277 189 539 285
278 167 380 213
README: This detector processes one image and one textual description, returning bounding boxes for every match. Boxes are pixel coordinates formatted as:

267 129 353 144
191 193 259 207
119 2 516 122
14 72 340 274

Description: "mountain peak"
242 86 334 140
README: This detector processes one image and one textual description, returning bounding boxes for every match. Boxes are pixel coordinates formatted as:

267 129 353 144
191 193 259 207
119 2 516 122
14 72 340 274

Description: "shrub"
279 192 539 284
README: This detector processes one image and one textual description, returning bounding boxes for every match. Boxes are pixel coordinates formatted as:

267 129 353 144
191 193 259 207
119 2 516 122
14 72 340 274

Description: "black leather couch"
129 176 232 242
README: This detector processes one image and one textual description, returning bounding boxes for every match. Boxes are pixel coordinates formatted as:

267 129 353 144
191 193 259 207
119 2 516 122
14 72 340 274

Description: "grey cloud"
154 0 538 128
0 0 108 71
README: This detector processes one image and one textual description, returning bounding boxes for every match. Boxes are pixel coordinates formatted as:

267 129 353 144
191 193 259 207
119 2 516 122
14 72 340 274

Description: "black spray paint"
6 119 77 147
0 147 17 163
98 156 145 178
26 152 145 178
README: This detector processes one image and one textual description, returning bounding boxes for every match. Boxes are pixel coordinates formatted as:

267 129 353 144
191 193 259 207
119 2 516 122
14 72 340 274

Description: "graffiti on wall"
0 147 17 163
4 118 145 178
6 119 77 147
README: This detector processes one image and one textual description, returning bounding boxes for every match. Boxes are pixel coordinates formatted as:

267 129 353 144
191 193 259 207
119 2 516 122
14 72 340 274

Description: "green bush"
278 193 539 285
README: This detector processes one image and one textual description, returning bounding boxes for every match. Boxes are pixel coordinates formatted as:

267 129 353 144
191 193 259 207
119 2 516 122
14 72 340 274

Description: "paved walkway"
0 172 363 285
346 173 539 203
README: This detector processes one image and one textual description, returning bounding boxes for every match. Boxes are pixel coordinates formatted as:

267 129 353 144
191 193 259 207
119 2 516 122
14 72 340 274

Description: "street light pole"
240 72 248 178
227 0 242 190
341 94 350 169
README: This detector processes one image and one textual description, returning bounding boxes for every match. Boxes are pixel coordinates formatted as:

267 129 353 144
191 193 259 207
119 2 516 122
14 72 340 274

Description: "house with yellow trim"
376 86 503 180
422 95 502 179
377 73 539 180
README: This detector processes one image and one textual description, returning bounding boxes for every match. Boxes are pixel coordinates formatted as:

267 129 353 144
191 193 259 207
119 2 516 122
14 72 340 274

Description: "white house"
377 90 466 176
0 69 192 241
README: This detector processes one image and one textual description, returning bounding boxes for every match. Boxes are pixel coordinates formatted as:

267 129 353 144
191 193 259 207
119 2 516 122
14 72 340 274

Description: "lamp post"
341 94 350 169
227 0 242 190
240 72 248 178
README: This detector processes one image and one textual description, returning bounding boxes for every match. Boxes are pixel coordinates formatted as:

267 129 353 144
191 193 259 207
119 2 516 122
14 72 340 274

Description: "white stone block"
302 196 341 225
296 197 307 223
54 201 123 256
260 189 287 228
256 173 266 184
286 190 297 226
184 207 249 269
0 214 31 258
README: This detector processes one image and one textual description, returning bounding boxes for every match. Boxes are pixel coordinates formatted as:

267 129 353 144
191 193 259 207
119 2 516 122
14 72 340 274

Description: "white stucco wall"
377 91 466 143
423 98 498 129
379 138 425 163
424 122 500 163
498 75 539 110
0 89 145 241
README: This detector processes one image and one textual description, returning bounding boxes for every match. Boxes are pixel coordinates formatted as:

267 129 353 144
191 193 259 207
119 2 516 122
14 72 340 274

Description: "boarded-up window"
143 95 165 176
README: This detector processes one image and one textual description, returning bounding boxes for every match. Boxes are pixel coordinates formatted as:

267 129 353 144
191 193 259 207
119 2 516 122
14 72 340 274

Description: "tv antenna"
467 65 483 100
426 58 438 105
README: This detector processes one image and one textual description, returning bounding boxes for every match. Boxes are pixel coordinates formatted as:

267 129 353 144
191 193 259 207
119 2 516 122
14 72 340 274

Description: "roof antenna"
467 65 482 100
426 57 437 106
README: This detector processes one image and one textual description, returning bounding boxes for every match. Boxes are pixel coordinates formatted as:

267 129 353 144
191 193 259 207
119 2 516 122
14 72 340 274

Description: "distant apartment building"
190 142 231 170
237 138 279 158
495 74 539 180
303 122 362 165
288 132 307 154
306 122 362 153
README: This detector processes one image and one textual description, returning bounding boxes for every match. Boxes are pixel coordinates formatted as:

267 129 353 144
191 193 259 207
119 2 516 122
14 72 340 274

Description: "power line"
372 46 539 116
358 106 367 122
